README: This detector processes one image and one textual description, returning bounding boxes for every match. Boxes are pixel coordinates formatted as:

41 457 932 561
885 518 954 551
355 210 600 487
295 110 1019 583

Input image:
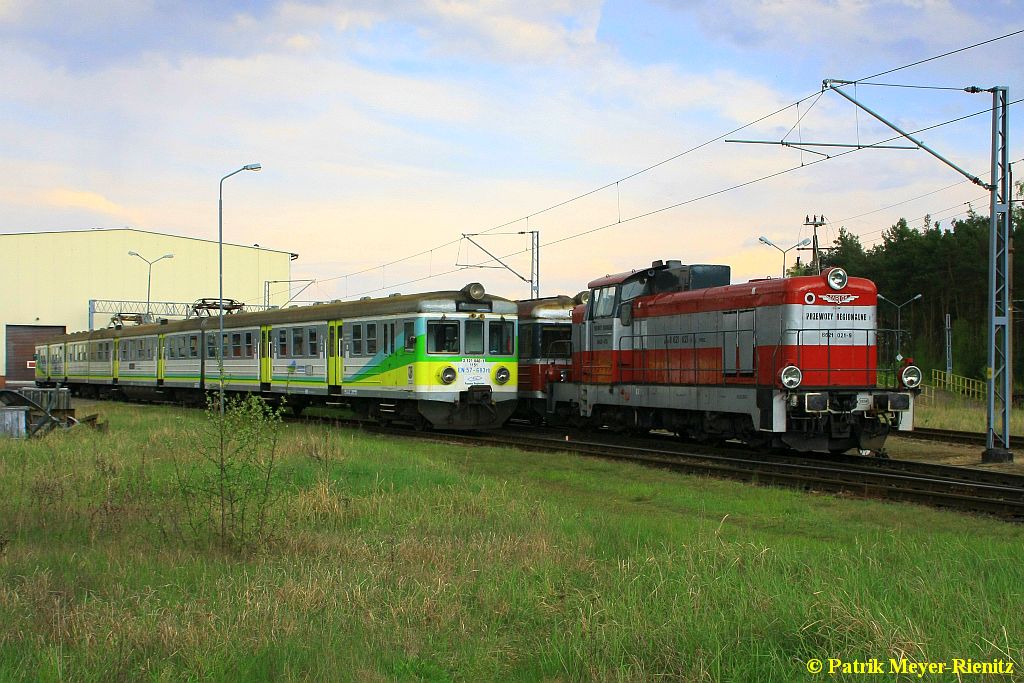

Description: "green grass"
916 393 1024 434
1 401 1022 681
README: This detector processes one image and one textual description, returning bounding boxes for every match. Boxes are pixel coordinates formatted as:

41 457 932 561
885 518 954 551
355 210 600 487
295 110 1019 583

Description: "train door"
722 309 755 381
586 285 617 384
112 339 120 383
157 334 166 384
260 326 272 389
327 321 343 389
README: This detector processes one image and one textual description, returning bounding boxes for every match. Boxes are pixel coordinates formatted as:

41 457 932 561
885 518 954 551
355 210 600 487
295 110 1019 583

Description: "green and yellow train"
35 284 518 429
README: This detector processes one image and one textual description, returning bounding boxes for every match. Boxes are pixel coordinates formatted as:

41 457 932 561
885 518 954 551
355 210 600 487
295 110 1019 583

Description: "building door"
5 324 66 382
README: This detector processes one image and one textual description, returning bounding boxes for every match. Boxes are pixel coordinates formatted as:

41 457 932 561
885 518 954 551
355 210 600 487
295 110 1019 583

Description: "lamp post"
878 293 923 360
127 250 174 320
758 236 812 277
218 163 261 418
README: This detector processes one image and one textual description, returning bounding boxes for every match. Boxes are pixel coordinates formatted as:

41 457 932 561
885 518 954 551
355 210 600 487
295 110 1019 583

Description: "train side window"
591 286 618 319
389 323 395 354
352 325 362 355
488 320 514 355
307 327 318 358
244 332 255 358
231 333 243 358
404 321 416 352
278 329 289 357
465 320 484 355
189 335 199 359
366 323 378 356
207 335 216 359
291 328 304 357
427 321 459 354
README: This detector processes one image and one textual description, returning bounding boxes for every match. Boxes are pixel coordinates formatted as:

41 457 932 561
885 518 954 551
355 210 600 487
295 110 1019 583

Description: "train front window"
591 285 618 318
541 325 572 358
427 321 460 354
465 320 484 355
488 321 515 356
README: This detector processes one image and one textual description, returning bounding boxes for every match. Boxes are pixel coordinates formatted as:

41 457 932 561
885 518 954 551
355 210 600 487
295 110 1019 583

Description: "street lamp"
127 250 174 319
759 236 812 277
878 293 923 360
218 163 261 418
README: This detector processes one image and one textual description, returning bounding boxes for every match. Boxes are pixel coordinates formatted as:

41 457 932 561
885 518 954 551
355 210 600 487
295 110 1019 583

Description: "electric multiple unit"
35 284 518 430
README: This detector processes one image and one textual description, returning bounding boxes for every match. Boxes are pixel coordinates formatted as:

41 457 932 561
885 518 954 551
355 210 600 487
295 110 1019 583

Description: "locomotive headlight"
440 366 457 385
495 366 511 385
780 365 803 389
826 267 848 290
900 365 923 389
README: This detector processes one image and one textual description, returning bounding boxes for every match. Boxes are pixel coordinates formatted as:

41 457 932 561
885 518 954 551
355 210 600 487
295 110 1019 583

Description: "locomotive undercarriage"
546 383 909 454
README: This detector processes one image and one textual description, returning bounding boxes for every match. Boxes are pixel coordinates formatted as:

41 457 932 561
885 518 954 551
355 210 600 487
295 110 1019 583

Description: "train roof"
517 293 588 320
635 268 876 315
48 285 517 343
588 260 731 293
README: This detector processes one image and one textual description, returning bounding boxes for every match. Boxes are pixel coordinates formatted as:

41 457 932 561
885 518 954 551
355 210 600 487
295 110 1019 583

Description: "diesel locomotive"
526 260 921 452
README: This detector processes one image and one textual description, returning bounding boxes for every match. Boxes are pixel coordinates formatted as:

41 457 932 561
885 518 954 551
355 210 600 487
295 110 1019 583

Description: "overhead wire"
348 99 1019 299
318 28 1024 296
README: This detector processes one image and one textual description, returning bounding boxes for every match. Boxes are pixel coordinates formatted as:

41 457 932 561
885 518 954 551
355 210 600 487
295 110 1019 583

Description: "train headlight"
780 365 803 389
826 267 848 290
900 365 922 389
495 366 510 385
461 282 486 301
440 366 457 385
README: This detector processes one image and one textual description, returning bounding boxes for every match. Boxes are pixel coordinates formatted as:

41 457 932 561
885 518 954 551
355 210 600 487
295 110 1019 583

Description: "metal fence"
930 369 985 401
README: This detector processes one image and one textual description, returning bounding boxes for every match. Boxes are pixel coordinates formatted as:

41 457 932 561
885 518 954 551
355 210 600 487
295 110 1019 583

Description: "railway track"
892 426 1024 450
298 416 1024 522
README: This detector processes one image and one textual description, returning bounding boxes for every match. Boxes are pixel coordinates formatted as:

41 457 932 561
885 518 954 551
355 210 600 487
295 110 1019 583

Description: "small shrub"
171 393 286 554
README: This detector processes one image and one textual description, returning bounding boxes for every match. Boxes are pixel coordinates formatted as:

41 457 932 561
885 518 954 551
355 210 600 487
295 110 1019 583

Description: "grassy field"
916 392 1024 435
1 401 1022 681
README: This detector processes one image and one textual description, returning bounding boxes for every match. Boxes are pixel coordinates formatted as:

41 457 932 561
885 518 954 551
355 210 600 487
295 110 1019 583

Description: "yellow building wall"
0 228 293 381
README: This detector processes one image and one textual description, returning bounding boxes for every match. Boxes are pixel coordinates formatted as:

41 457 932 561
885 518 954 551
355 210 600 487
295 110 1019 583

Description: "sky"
2 0 1022 303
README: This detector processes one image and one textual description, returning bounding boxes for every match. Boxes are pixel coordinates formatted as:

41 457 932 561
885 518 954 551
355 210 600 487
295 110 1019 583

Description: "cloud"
44 189 132 217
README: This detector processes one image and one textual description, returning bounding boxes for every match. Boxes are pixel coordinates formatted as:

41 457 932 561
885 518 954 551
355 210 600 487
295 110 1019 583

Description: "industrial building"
0 228 295 386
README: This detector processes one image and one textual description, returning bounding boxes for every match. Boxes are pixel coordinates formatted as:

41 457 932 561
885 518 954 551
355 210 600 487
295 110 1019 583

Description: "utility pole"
803 214 827 273
945 313 953 387
458 230 540 298
819 80 1012 463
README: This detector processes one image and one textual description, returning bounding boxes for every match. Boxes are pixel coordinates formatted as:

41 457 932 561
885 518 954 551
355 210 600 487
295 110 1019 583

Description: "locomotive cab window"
427 321 460 354
590 286 618 319
488 320 514 356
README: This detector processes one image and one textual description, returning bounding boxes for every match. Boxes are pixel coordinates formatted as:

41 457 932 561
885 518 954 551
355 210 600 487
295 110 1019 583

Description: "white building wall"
0 228 294 382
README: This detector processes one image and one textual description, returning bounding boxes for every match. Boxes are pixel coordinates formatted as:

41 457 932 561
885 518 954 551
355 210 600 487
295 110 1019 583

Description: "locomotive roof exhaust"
461 282 486 301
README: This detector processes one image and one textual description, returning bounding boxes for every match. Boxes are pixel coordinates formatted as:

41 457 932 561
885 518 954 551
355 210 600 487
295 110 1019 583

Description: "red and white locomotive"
538 259 921 452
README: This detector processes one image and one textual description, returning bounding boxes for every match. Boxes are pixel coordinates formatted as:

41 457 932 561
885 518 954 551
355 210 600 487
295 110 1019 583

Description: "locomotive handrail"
601 325 894 389
767 326 900 389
